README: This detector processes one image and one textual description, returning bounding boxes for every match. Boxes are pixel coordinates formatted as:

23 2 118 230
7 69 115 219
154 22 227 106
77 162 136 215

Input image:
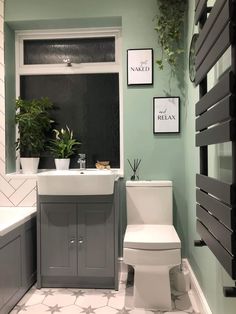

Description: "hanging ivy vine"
154 0 187 70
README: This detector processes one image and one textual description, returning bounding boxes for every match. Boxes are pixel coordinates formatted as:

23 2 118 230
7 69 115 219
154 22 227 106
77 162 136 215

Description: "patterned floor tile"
14 286 36 305
79 305 97 313
59 305 83 313
75 289 108 308
45 305 64 314
94 306 118 313
108 290 130 310
24 292 46 306
40 289 57 298
15 304 49 314
11 303 28 314
9 271 196 314
43 292 76 307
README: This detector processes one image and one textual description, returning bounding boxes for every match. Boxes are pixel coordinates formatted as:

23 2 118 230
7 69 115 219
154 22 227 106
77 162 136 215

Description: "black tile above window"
20 73 120 169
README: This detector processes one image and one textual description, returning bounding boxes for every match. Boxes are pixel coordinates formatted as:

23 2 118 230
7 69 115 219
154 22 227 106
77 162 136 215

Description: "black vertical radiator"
194 0 236 297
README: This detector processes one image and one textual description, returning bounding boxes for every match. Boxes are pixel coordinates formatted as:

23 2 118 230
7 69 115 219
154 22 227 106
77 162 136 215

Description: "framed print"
127 48 153 86
153 97 180 134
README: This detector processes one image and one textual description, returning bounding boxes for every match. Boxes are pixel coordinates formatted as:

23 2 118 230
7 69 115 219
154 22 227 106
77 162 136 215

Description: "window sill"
6 168 124 179
6 170 47 179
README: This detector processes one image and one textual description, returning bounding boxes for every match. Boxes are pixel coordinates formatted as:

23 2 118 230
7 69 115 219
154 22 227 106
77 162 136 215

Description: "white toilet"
123 180 181 311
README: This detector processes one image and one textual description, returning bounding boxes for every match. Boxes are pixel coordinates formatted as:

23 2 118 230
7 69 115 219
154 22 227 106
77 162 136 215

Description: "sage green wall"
4 1 188 252
184 1 236 314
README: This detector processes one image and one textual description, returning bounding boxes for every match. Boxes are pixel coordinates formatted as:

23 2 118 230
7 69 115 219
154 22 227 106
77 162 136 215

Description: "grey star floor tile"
80 305 97 314
41 290 55 297
46 304 63 314
9 271 197 314
103 291 117 299
71 290 86 299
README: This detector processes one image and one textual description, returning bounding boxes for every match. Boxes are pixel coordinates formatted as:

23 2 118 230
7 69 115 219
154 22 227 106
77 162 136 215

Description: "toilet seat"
124 224 181 250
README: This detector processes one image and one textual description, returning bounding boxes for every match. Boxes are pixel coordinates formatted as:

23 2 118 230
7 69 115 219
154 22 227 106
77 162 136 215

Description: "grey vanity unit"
0 217 36 314
37 182 119 290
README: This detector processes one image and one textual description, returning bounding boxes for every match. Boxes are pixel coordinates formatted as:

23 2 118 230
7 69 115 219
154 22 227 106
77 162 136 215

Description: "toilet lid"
124 224 181 250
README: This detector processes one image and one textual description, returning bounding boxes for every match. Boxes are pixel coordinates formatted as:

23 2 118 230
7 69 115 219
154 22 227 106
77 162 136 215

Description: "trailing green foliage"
49 126 81 159
155 0 186 70
15 97 54 157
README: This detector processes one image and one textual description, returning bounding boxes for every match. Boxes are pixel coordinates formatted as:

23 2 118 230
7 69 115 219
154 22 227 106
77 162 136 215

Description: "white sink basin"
37 169 118 195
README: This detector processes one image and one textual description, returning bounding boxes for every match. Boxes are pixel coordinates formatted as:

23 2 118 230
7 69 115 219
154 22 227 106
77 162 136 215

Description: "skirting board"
182 258 212 314
118 257 212 314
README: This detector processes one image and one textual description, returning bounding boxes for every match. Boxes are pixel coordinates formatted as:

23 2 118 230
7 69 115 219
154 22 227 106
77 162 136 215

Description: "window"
15 28 123 171
23 37 115 64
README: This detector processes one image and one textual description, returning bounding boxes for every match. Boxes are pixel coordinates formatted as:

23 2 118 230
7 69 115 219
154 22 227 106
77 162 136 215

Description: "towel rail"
195 0 236 296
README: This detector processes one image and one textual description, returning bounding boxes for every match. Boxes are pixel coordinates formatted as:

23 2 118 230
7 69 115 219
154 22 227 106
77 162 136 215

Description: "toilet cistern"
123 180 181 311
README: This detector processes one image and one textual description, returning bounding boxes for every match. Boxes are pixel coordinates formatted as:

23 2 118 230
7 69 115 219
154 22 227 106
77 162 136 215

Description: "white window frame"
15 27 124 176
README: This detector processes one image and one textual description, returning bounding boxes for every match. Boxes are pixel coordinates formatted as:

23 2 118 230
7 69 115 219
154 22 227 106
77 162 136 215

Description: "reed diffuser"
127 158 141 181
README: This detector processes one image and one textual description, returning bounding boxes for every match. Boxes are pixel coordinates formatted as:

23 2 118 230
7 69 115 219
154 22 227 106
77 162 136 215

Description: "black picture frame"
127 48 153 86
153 97 180 134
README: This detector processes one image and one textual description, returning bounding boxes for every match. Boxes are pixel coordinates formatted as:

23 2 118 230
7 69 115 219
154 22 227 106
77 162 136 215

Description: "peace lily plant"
49 126 81 170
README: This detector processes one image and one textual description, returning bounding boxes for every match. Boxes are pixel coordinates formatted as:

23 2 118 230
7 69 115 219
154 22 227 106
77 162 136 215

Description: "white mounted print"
153 97 180 133
127 49 153 85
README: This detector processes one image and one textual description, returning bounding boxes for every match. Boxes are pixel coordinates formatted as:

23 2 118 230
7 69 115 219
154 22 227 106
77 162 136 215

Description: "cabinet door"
0 237 21 309
41 203 77 277
78 203 114 278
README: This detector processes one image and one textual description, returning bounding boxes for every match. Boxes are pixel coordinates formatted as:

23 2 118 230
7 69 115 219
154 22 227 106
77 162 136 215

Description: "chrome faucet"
77 153 86 170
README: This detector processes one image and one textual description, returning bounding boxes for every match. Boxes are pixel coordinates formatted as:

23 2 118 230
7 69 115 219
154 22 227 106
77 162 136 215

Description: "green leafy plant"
15 97 54 157
154 0 186 70
49 126 81 159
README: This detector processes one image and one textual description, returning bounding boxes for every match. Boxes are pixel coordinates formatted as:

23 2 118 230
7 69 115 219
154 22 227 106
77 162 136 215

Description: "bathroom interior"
1 0 236 313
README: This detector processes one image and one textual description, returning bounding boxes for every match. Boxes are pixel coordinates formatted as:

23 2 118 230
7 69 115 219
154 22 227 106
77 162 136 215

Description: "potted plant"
154 0 186 71
15 97 54 174
49 126 81 170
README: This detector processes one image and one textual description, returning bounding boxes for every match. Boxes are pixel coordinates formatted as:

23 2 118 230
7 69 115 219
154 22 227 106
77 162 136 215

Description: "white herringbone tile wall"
0 0 37 207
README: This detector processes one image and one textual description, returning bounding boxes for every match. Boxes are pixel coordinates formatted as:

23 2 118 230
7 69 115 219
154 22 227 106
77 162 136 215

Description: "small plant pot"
55 158 70 170
20 157 39 174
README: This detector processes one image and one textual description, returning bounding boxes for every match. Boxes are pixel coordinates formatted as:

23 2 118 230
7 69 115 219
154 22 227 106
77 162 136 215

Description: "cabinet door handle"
78 238 84 244
70 239 75 244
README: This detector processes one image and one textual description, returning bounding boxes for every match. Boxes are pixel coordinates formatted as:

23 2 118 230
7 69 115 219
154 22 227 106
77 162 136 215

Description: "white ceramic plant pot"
20 157 40 174
55 158 70 170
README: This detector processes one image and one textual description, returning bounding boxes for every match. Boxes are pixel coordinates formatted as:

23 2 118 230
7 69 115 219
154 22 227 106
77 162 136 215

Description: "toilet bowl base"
133 265 173 311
